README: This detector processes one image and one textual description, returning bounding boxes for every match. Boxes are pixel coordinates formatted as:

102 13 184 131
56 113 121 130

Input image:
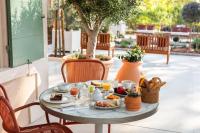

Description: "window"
0 0 44 68
6 0 44 67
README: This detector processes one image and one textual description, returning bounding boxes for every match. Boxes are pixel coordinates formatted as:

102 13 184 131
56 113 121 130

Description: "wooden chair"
0 96 73 133
61 59 113 133
137 33 170 64
61 59 105 83
0 84 9 101
0 85 73 133
81 33 115 57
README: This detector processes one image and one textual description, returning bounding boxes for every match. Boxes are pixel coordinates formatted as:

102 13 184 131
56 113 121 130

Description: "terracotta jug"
115 61 142 85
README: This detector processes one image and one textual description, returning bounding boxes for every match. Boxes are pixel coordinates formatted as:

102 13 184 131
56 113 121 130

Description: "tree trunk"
86 31 98 58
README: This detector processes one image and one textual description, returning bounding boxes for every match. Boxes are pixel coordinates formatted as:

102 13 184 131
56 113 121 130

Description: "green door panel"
6 0 44 67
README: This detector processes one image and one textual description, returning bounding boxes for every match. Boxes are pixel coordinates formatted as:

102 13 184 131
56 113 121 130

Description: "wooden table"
39 86 158 133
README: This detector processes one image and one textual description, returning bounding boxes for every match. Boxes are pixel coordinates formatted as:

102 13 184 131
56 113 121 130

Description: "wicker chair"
61 59 113 133
61 59 105 83
0 85 73 133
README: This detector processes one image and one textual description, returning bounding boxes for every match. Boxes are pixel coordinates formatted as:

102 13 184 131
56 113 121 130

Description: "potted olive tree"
116 45 144 84
63 0 141 58
61 0 141 80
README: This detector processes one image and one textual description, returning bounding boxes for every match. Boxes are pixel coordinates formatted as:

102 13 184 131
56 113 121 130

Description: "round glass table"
39 86 158 133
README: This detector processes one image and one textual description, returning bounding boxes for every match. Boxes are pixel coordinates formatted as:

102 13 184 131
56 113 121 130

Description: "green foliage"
49 0 80 30
100 19 111 33
182 2 200 23
68 53 111 61
128 92 141 97
127 0 192 28
120 40 130 48
173 37 180 42
63 5 80 30
120 39 134 48
64 0 141 30
118 45 144 62
118 34 125 38
192 38 200 50
95 55 112 61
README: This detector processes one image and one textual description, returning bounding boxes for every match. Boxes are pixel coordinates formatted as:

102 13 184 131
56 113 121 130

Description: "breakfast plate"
113 92 127 98
94 104 119 110
53 83 70 93
86 80 113 87
94 100 120 110
42 94 69 104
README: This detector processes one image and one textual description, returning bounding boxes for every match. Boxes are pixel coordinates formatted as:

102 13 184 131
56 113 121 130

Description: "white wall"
110 21 127 35
0 0 49 132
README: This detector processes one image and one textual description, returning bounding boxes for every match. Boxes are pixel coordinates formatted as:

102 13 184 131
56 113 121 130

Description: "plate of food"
42 93 69 104
106 94 120 100
94 100 120 110
113 86 129 97
86 80 113 87
53 83 70 93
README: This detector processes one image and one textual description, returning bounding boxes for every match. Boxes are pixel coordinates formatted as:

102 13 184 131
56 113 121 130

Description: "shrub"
118 45 144 62
118 34 125 38
192 38 200 50
182 2 200 23
120 40 130 48
173 36 180 42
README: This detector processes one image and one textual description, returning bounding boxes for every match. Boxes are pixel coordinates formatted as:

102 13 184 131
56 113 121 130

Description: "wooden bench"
136 33 170 64
81 32 115 57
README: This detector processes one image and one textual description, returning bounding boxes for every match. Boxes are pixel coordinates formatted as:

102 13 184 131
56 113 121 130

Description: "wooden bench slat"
137 33 170 64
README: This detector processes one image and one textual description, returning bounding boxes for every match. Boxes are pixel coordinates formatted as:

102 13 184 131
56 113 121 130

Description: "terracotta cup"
124 96 141 111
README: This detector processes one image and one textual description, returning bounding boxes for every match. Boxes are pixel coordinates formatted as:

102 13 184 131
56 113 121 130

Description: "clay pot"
124 96 141 111
115 61 142 85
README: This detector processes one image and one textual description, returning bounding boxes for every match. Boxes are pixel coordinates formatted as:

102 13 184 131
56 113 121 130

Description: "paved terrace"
37 50 200 133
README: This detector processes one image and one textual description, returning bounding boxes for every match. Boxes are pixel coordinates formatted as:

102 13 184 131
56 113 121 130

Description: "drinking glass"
102 83 111 97
70 87 79 110
88 85 95 106
112 80 118 88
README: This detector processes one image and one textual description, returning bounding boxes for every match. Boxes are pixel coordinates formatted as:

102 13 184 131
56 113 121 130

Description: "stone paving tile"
69 124 178 133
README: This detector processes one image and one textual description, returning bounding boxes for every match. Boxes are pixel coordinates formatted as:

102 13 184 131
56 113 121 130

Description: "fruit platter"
114 86 129 97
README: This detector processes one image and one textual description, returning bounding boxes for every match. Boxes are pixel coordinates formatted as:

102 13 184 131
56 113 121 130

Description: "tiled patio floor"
45 50 200 133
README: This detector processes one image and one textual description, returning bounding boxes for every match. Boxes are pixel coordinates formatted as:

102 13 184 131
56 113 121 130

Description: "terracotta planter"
115 61 142 85
124 96 141 111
